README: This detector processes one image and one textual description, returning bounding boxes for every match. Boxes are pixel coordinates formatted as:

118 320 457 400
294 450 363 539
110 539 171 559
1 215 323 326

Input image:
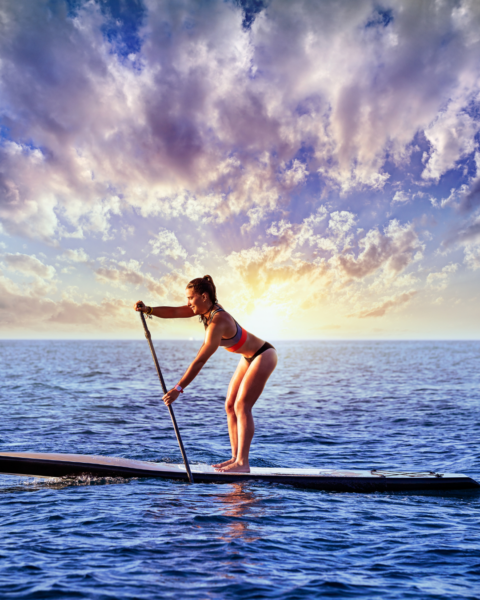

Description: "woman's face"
185 289 210 314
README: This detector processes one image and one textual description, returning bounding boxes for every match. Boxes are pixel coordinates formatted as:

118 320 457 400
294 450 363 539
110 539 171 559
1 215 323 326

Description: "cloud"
464 242 480 270
95 258 168 297
227 206 334 298
443 212 480 246
328 211 356 237
422 101 480 182
282 159 308 189
0 277 132 330
461 178 480 213
2 252 56 279
2 0 480 242
0 263 135 330
148 229 188 260
59 248 90 262
226 207 422 317
426 263 459 290
92 250 208 307
1 0 479 337
95 265 144 287
392 191 410 204
455 152 480 213
333 220 422 280
441 209 480 271
47 298 130 326
350 291 417 318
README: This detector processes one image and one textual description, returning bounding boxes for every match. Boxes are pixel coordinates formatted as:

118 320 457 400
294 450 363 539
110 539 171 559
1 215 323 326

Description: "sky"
0 0 480 340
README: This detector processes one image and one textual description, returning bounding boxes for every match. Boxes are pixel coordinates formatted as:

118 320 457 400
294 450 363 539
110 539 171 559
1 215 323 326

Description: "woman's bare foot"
212 457 236 468
215 461 250 473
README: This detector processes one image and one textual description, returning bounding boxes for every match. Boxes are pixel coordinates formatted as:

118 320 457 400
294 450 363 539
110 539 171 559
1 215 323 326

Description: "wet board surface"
0 452 478 492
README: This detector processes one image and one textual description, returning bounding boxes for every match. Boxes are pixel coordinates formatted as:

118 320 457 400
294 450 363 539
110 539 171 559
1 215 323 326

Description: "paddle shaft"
139 311 194 483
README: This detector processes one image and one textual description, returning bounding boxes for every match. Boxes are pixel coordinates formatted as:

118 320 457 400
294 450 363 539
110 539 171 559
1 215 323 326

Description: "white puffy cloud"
422 101 480 182
227 208 422 317
464 244 480 269
392 191 410 204
59 248 90 262
333 220 422 280
426 263 459 290
328 211 356 235
282 159 308 189
149 229 188 260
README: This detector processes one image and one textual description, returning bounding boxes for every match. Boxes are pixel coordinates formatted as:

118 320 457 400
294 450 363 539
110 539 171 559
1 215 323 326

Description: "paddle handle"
139 311 194 484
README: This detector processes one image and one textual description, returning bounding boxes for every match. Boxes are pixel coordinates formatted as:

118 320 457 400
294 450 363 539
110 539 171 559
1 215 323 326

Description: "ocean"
0 339 479 599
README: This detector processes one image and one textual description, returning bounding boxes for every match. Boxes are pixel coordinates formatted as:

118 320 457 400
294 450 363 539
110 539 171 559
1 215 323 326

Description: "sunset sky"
1 0 480 340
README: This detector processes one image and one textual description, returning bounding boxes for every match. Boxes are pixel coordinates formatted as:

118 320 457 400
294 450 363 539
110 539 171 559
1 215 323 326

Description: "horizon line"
1 338 480 342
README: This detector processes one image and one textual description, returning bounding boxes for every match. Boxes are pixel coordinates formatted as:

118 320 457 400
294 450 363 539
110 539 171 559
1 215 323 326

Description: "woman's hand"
163 388 180 406
134 300 146 312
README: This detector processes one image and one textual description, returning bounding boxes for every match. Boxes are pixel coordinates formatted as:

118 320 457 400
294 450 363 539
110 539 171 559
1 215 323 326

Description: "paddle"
139 311 194 483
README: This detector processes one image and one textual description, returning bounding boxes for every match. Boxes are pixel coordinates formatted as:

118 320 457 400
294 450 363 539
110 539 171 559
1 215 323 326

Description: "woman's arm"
134 301 194 319
162 320 224 405
151 305 194 318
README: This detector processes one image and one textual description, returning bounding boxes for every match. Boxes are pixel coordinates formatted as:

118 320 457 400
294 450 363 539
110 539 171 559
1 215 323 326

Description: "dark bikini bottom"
244 341 276 364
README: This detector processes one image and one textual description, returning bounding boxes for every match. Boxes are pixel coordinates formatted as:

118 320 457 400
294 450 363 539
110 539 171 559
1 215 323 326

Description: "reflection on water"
215 483 262 543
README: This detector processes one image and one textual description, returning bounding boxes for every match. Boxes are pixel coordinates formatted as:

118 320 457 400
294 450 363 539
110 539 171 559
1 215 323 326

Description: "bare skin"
134 288 277 473
213 349 277 473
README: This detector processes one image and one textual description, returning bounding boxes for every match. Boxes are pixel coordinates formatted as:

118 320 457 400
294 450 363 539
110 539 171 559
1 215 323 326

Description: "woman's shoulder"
211 305 234 324
211 304 228 319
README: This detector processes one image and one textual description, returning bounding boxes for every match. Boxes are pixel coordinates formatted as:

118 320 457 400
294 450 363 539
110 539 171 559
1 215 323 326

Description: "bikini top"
205 306 248 352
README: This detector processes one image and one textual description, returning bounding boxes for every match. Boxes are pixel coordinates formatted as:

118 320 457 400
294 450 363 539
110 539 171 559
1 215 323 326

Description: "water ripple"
0 340 479 599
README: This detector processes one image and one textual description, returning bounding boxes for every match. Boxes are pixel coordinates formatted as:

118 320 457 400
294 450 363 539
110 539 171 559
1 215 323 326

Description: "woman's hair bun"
186 275 217 304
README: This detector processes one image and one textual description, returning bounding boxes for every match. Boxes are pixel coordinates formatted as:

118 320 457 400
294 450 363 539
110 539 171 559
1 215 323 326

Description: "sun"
240 303 289 341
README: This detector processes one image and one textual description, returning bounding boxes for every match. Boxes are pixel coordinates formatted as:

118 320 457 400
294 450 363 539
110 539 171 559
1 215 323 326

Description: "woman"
134 275 277 473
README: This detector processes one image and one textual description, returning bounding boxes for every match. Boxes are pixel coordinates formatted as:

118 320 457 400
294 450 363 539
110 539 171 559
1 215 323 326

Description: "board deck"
1 452 478 492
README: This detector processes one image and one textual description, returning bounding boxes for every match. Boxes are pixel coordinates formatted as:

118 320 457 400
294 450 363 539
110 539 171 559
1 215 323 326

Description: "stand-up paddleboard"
0 452 478 492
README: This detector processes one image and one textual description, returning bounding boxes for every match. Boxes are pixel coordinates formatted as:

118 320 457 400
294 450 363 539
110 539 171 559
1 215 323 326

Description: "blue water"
1 340 479 599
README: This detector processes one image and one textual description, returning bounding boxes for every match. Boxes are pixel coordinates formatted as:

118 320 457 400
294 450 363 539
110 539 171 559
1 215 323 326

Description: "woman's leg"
217 349 277 473
212 357 250 468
